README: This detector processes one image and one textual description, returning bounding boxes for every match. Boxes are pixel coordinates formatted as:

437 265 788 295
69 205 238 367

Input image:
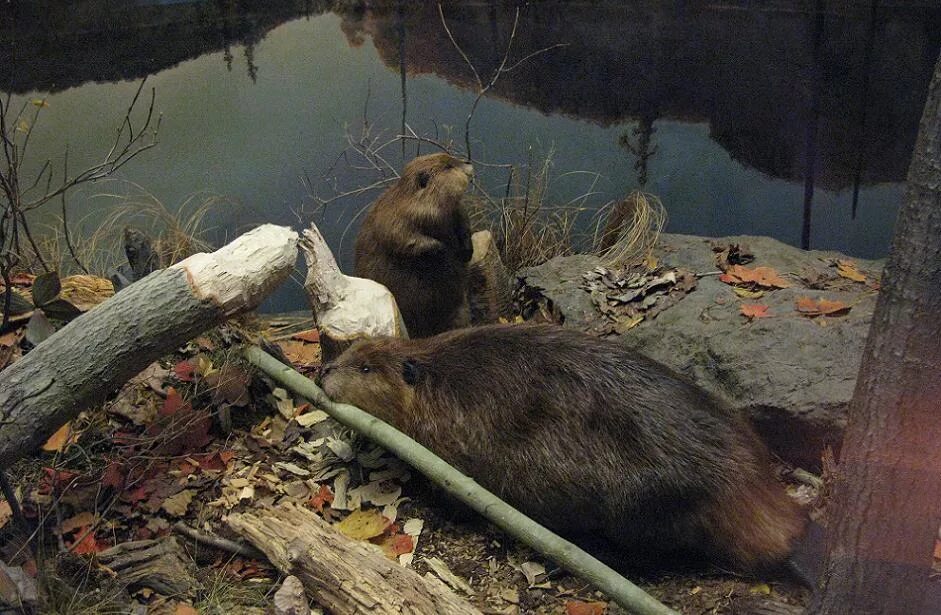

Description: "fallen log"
0 224 298 470
244 346 680 615
227 503 480 615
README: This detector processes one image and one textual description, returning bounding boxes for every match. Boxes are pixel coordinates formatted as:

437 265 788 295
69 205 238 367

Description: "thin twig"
173 522 266 559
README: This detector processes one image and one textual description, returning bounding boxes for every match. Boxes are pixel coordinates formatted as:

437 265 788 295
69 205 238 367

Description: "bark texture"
226 503 480 615
810 54 941 614
0 224 297 469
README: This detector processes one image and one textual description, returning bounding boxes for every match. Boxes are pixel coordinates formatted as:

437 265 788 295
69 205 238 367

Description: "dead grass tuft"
593 190 667 266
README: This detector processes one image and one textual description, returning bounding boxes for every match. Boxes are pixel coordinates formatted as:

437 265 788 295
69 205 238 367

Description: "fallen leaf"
160 387 190 416
795 296 851 317
425 556 476 595
175 604 199 615
277 340 321 368
565 600 607 615
740 304 771 320
42 422 77 452
291 329 321 343
373 532 414 560
732 287 765 299
836 260 867 283
520 561 547 587
720 265 792 289
161 490 195 517
336 508 390 540
67 527 104 555
101 462 125 489
174 361 196 382
308 484 334 513
0 500 11 530
61 511 96 534
750 582 772 595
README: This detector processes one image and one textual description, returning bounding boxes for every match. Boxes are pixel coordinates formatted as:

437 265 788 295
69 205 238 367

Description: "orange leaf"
160 387 191 417
721 265 792 289
174 360 196 382
68 527 104 555
740 304 770 320
277 340 321 368
565 600 608 615
0 500 11 530
175 604 199 615
291 329 321 343
101 462 125 489
796 296 851 317
42 422 77 452
308 484 334 513
836 260 867 283
934 539 941 560
373 532 415 559
61 511 96 534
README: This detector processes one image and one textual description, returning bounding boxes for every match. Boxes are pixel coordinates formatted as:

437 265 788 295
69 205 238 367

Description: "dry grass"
34 182 225 277
592 190 667 266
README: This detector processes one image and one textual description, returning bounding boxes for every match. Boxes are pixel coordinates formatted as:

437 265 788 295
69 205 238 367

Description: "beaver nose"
316 363 334 386
459 161 474 177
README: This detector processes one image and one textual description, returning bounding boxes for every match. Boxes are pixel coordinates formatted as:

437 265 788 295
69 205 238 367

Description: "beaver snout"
459 161 474 177
316 362 335 387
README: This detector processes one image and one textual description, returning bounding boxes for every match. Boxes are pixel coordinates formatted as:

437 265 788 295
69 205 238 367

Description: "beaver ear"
402 359 422 386
417 171 430 189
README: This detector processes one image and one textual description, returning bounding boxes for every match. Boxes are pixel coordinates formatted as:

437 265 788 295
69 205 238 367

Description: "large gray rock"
517 233 883 469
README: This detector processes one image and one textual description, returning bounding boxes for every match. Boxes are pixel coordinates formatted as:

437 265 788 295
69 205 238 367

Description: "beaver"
354 153 475 338
318 323 807 576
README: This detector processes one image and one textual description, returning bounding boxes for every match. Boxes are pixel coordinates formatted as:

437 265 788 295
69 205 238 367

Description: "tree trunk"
226 503 481 615
0 224 298 470
810 54 941 614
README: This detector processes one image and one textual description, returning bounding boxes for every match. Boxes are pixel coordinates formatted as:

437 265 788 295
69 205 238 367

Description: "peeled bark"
300 223 407 362
810 53 941 614
0 224 298 470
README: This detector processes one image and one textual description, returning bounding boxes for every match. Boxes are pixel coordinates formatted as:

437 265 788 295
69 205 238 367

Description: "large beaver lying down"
354 153 474 338
319 323 807 576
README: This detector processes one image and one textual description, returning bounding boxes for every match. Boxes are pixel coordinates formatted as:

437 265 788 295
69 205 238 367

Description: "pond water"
2 1 939 311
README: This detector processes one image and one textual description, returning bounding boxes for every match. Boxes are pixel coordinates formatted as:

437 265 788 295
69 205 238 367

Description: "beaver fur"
354 153 474 338
319 323 807 574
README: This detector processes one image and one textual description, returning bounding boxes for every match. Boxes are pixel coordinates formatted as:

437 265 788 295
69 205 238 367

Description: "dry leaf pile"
580 264 697 334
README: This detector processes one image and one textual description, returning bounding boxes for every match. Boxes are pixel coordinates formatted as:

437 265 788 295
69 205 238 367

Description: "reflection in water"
2 1 939 310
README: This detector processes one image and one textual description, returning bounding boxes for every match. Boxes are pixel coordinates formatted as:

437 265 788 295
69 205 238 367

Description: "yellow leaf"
336 508 390 540
30 99 49 108
749 583 772 595
42 422 76 452
0 500 11 530
732 287 765 299
196 355 217 377
15 119 30 133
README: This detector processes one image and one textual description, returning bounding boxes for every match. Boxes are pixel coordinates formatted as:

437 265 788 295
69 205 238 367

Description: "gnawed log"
226 503 480 615
0 224 298 470
300 223 407 362
468 230 511 324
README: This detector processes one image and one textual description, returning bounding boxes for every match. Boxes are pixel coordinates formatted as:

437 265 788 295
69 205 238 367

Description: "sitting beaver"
319 323 807 575
354 153 474 338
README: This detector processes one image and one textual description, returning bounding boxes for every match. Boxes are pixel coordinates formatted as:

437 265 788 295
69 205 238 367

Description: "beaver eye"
359 364 371 374
417 171 430 189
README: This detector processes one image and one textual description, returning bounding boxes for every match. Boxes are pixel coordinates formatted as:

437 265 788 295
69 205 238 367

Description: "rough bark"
97 537 198 597
300 223 407 362
226 503 480 615
810 53 941 614
0 224 298 470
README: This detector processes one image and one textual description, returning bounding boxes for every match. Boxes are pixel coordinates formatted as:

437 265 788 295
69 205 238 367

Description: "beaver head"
388 153 473 211
318 337 421 425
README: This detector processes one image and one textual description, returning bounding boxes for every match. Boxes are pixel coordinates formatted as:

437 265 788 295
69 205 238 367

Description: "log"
300 223 407 362
467 230 511 324
244 346 680 615
0 224 298 470
97 537 198 597
226 503 480 615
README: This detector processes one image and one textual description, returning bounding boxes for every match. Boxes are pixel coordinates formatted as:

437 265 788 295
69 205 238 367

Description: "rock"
516 233 883 469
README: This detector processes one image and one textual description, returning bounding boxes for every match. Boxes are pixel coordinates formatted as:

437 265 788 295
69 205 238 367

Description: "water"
2 1 939 311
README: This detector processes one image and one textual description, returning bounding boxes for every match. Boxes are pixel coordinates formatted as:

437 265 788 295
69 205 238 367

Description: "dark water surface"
2 1 939 311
